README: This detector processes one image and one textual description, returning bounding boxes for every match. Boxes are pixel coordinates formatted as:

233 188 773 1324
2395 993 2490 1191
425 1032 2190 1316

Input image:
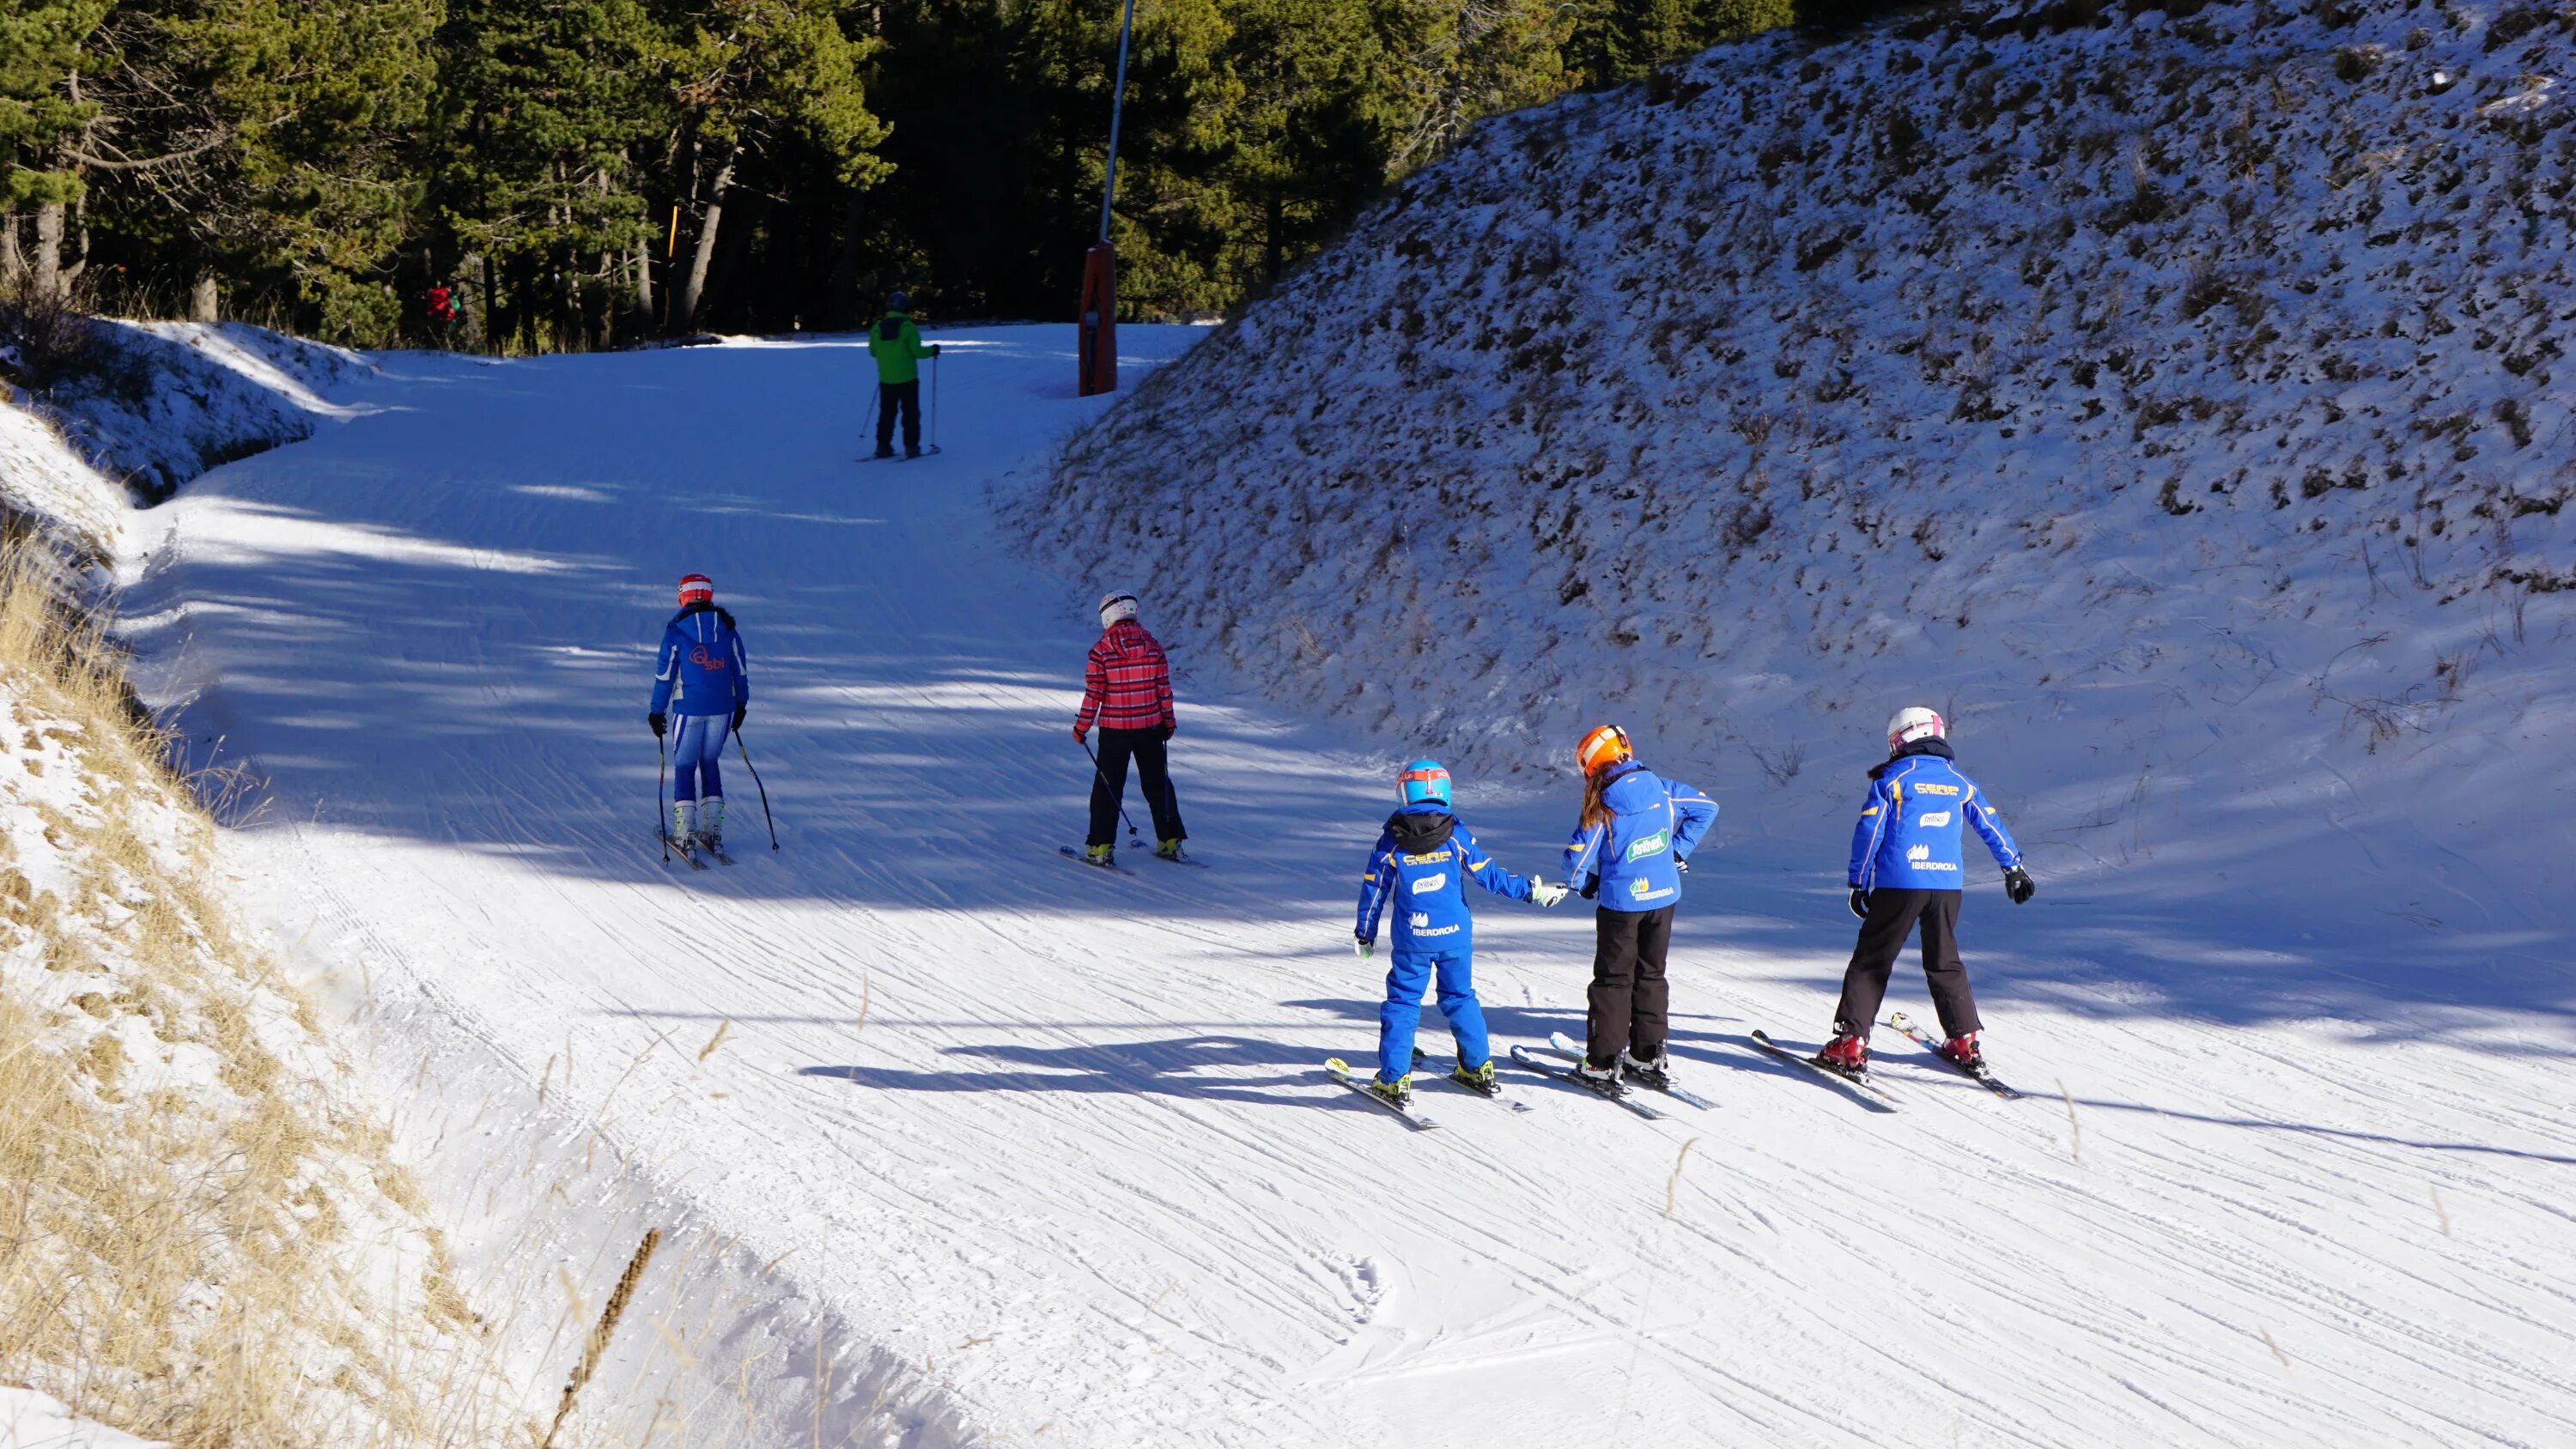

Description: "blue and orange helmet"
1396 759 1452 807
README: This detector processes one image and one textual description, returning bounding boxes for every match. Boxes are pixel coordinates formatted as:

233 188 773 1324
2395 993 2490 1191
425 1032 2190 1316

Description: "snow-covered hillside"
1020 0 2576 993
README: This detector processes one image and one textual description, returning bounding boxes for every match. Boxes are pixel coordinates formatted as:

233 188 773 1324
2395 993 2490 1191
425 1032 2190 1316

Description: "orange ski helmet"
677 573 714 605
1576 724 1634 779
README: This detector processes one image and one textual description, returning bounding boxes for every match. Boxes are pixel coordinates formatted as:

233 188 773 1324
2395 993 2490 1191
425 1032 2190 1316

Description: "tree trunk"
630 231 656 339
826 186 867 330
33 203 65 299
0 208 21 288
672 150 735 335
191 271 219 322
481 252 501 355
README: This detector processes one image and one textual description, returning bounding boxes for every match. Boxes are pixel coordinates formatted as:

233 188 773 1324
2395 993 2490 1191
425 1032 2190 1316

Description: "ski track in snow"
115 328 2573 1446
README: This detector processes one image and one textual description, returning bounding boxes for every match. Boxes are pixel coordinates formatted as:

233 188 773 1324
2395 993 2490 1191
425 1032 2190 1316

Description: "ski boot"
1449 1059 1500 1097
670 799 699 855
1083 843 1115 867
905 446 922 459
1154 836 1186 862
1619 1046 1673 1092
1937 1032 1984 1072
1366 1074 1414 1109
699 797 726 857
1569 1055 1627 1099
1818 1032 1870 1076
872 443 896 459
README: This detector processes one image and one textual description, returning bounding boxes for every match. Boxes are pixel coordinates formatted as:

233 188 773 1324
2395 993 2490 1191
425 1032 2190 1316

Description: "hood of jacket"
1598 763 1668 815
1868 736 1956 779
1097 617 1154 655
1383 804 1456 854
671 600 737 631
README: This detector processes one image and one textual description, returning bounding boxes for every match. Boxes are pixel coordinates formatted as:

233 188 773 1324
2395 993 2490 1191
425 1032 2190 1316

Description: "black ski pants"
1085 726 1186 848
1585 905 1675 1068
875 379 921 452
1833 888 1982 1040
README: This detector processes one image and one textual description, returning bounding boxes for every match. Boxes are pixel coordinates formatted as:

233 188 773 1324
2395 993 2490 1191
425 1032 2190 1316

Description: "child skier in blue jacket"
647 573 750 858
1820 706 2035 1076
1560 725 1717 1095
1354 760 1568 1106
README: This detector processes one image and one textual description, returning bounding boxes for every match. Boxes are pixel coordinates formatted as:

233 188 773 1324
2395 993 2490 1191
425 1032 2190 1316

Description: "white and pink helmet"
677 573 714 605
1886 706 1945 752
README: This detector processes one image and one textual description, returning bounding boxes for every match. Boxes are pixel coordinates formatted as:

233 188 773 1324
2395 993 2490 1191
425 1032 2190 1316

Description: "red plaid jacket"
1077 620 1176 733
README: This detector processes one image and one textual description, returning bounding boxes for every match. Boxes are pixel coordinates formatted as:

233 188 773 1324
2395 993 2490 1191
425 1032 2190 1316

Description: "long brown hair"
1580 767 1618 831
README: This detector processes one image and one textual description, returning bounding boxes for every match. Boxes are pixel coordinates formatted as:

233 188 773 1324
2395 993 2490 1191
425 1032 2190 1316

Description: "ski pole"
861 382 880 454
734 730 780 850
657 733 669 861
930 349 940 449
1078 737 1144 844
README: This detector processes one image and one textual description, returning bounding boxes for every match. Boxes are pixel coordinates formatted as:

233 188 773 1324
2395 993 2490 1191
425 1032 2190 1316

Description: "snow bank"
5 320 368 510
1019 0 2574 978
0 1386 162 1448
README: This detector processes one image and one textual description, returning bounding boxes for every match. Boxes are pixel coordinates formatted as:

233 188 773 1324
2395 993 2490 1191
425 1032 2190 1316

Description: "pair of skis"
662 834 735 870
1057 844 1203 875
855 445 942 464
1326 1032 1720 1131
1509 1033 1717 1121
1322 1046 1535 1131
1746 1014 2021 1111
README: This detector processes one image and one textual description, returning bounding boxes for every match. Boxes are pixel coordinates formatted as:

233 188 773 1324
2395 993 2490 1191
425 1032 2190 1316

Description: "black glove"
648 712 666 738
1849 887 1871 920
930 343 943 356
2004 867 2036 905
732 703 747 731
1579 873 1600 900
1158 721 1175 743
1675 856 1689 874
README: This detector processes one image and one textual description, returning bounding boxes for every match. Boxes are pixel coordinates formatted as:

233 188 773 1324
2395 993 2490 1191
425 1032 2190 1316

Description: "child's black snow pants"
1834 888 1982 1040
1585 905 1675 1068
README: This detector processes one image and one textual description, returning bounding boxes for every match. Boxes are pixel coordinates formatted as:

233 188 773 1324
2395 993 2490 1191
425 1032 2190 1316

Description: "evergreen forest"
0 0 1815 349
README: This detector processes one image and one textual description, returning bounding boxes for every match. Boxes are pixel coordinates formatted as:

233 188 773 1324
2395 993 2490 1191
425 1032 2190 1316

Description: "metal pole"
1097 0 1139 244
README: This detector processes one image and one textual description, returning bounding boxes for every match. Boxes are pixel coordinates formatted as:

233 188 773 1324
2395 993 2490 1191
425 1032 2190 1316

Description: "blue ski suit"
1848 740 2022 891
1562 764 1718 911
651 603 749 803
1355 804 1536 1082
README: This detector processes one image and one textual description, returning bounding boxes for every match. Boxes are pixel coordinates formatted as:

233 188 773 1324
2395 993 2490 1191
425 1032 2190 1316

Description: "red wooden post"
1078 242 1118 397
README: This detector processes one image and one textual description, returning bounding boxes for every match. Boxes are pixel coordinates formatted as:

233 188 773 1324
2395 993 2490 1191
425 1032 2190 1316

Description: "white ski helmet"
1097 591 1139 628
1886 706 1945 751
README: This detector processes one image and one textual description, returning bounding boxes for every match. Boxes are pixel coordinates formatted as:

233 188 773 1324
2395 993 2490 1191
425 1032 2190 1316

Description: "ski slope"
114 330 2573 1446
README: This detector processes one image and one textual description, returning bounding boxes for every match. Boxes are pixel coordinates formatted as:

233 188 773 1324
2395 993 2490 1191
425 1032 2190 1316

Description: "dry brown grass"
0 540 532 1446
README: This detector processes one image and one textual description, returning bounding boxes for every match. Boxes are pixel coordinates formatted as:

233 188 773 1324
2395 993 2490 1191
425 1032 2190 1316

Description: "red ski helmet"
677 573 714 605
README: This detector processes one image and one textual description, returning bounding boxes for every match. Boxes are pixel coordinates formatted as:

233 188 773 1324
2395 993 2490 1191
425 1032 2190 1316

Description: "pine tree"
0 0 108 295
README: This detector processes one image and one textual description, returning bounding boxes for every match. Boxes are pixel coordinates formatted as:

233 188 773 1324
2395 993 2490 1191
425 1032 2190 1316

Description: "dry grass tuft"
0 540 532 1446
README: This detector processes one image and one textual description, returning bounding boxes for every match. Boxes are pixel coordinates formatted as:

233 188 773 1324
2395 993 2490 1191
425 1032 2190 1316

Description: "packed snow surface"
118 329 2573 1446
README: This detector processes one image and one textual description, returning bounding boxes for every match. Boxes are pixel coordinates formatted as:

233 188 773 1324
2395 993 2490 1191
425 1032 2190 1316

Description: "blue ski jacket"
1848 740 2022 891
1356 805 1534 954
1563 764 1717 912
649 603 749 717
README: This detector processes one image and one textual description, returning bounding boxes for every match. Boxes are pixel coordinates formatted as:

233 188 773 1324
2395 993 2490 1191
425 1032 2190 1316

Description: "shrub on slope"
1019 0 2573 949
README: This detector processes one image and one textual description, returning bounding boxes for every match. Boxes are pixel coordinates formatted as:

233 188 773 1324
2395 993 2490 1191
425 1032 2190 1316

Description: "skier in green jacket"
868 291 939 458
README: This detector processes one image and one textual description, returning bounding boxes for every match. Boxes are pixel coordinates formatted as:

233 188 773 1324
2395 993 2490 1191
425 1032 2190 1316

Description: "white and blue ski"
1509 1045 1665 1120
1544 1033 1716 1112
1886 1013 2020 1099
1748 1030 1899 1112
